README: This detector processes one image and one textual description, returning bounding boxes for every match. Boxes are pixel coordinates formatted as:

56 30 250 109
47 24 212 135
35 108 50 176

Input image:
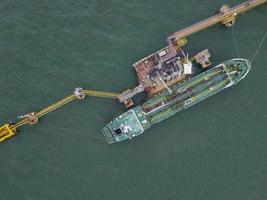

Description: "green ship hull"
102 58 251 144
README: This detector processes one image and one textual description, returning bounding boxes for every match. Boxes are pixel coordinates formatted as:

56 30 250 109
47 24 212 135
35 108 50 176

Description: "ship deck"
141 65 230 125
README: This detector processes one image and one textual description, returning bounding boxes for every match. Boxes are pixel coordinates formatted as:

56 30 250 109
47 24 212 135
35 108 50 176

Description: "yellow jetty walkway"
0 88 119 143
168 0 266 46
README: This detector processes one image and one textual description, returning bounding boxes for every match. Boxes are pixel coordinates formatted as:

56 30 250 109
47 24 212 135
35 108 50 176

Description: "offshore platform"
0 0 266 143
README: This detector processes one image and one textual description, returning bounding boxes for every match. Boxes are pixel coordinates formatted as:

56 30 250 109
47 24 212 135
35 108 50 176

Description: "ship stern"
102 106 150 144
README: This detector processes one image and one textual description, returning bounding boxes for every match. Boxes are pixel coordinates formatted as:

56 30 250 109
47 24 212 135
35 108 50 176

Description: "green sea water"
0 0 266 199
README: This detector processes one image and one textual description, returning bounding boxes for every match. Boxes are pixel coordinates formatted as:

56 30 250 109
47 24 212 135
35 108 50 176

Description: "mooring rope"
251 31 267 64
231 26 241 58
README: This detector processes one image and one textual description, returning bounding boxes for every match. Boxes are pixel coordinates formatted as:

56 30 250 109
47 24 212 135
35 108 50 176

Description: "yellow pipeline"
150 107 173 123
191 79 229 101
83 90 118 99
169 0 267 43
143 69 223 109
37 94 77 118
150 79 230 123
0 88 119 143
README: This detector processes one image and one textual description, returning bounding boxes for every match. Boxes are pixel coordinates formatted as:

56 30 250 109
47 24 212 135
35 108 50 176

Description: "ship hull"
103 58 251 144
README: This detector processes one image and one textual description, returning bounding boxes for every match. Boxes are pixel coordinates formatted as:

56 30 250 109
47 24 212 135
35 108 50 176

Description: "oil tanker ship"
1 0 263 144
102 58 251 144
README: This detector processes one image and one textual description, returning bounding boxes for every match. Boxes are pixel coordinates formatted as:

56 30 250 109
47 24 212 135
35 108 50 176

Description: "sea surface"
0 0 266 199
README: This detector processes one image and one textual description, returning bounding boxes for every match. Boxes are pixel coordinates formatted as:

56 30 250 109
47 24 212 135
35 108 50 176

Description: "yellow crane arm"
0 88 119 143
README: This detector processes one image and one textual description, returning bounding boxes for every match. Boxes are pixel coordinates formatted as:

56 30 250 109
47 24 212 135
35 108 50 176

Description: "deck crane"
0 88 119 143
